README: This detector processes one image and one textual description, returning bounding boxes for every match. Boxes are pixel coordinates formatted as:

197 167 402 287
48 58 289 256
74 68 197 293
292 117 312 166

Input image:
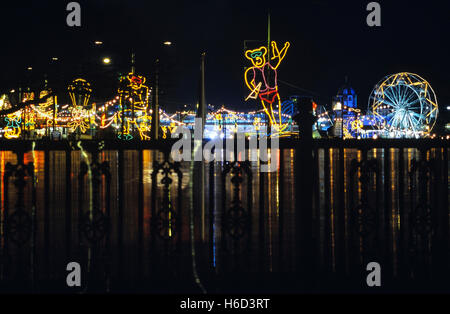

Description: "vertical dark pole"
2 165 10 280
220 163 228 268
194 53 207 240
295 97 314 286
53 96 57 134
77 160 84 249
152 60 160 140
267 13 271 61
266 14 271 135
259 151 265 272
278 149 284 269
30 160 37 289
196 53 207 123
65 149 72 258
314 147 322 271
337 145 345 276
419 148 429 278
398 147 405 279
18 87 23 139
150 157 157 275
383 147 392 278
442 147 449 278
138 149 144 278
131 52 136 136
15 151 25 282
104 157 112 292
209 158 215 270
323 147 331 273
433 146 445 282
118 149 124 280
44 149 50 276
121 95 125 139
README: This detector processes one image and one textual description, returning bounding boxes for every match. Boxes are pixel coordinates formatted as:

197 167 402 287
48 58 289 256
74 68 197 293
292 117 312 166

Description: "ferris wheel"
368 72 438 137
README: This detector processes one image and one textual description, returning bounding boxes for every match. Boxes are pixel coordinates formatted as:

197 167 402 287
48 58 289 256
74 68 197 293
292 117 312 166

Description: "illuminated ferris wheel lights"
369 72 438 138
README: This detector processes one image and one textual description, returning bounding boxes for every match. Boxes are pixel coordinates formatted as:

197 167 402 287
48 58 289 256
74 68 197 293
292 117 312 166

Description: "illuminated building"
330 79 358 138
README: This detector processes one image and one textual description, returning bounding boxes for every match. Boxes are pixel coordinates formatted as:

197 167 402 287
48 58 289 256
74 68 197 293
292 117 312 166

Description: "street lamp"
94 41 103 45
102 57 111 65
152 41 175 140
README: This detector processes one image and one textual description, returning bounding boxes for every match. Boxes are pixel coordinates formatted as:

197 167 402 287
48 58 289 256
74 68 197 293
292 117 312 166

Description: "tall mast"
131 52 135 74
266 12 271 133
267 13 271 61
196 52 206 125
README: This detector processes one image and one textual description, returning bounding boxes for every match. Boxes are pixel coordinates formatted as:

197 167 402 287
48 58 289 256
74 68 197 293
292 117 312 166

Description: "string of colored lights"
1 69 440 140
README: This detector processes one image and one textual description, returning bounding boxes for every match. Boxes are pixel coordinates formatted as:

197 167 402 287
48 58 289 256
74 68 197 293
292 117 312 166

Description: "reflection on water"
0 146 448 292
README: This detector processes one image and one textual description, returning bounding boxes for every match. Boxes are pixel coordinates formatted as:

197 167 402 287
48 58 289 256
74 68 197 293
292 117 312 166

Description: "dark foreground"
0 139 448 293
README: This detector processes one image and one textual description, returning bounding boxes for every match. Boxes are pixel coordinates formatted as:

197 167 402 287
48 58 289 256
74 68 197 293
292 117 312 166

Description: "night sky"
0 0 449 114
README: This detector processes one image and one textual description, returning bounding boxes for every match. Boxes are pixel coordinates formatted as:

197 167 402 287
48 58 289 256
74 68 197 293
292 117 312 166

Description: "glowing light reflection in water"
0 147 444 283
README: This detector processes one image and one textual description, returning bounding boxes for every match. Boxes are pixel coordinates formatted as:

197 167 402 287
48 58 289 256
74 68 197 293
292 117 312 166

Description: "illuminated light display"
117 72 151 140
0 94 10 111
68 108 90 133
4 113 22 139
351 119 363 132
244 41 290 134
161 126 168 139
245 82 262 101
0 95 302 140
1 75 287 140
25 90 56 130
24 113 36 129
66 78 95 135
39 90 54 108
68 78 92 109
340 115 364 139
1 92 34 137
279 99 295 133
369 72 439 138
253 117 261 131
342 126 353 139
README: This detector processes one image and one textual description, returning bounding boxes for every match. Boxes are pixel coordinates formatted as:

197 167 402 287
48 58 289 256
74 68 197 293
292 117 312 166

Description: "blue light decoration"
343 114 383 139
315 104 333 134
279 99 295 132
330 81 359 138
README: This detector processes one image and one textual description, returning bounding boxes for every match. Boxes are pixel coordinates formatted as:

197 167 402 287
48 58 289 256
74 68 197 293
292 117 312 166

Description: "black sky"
0 0 449 113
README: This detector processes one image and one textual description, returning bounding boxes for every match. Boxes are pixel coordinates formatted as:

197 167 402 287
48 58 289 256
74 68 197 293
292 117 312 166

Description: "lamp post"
151 58 160 140
152 41 174 140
